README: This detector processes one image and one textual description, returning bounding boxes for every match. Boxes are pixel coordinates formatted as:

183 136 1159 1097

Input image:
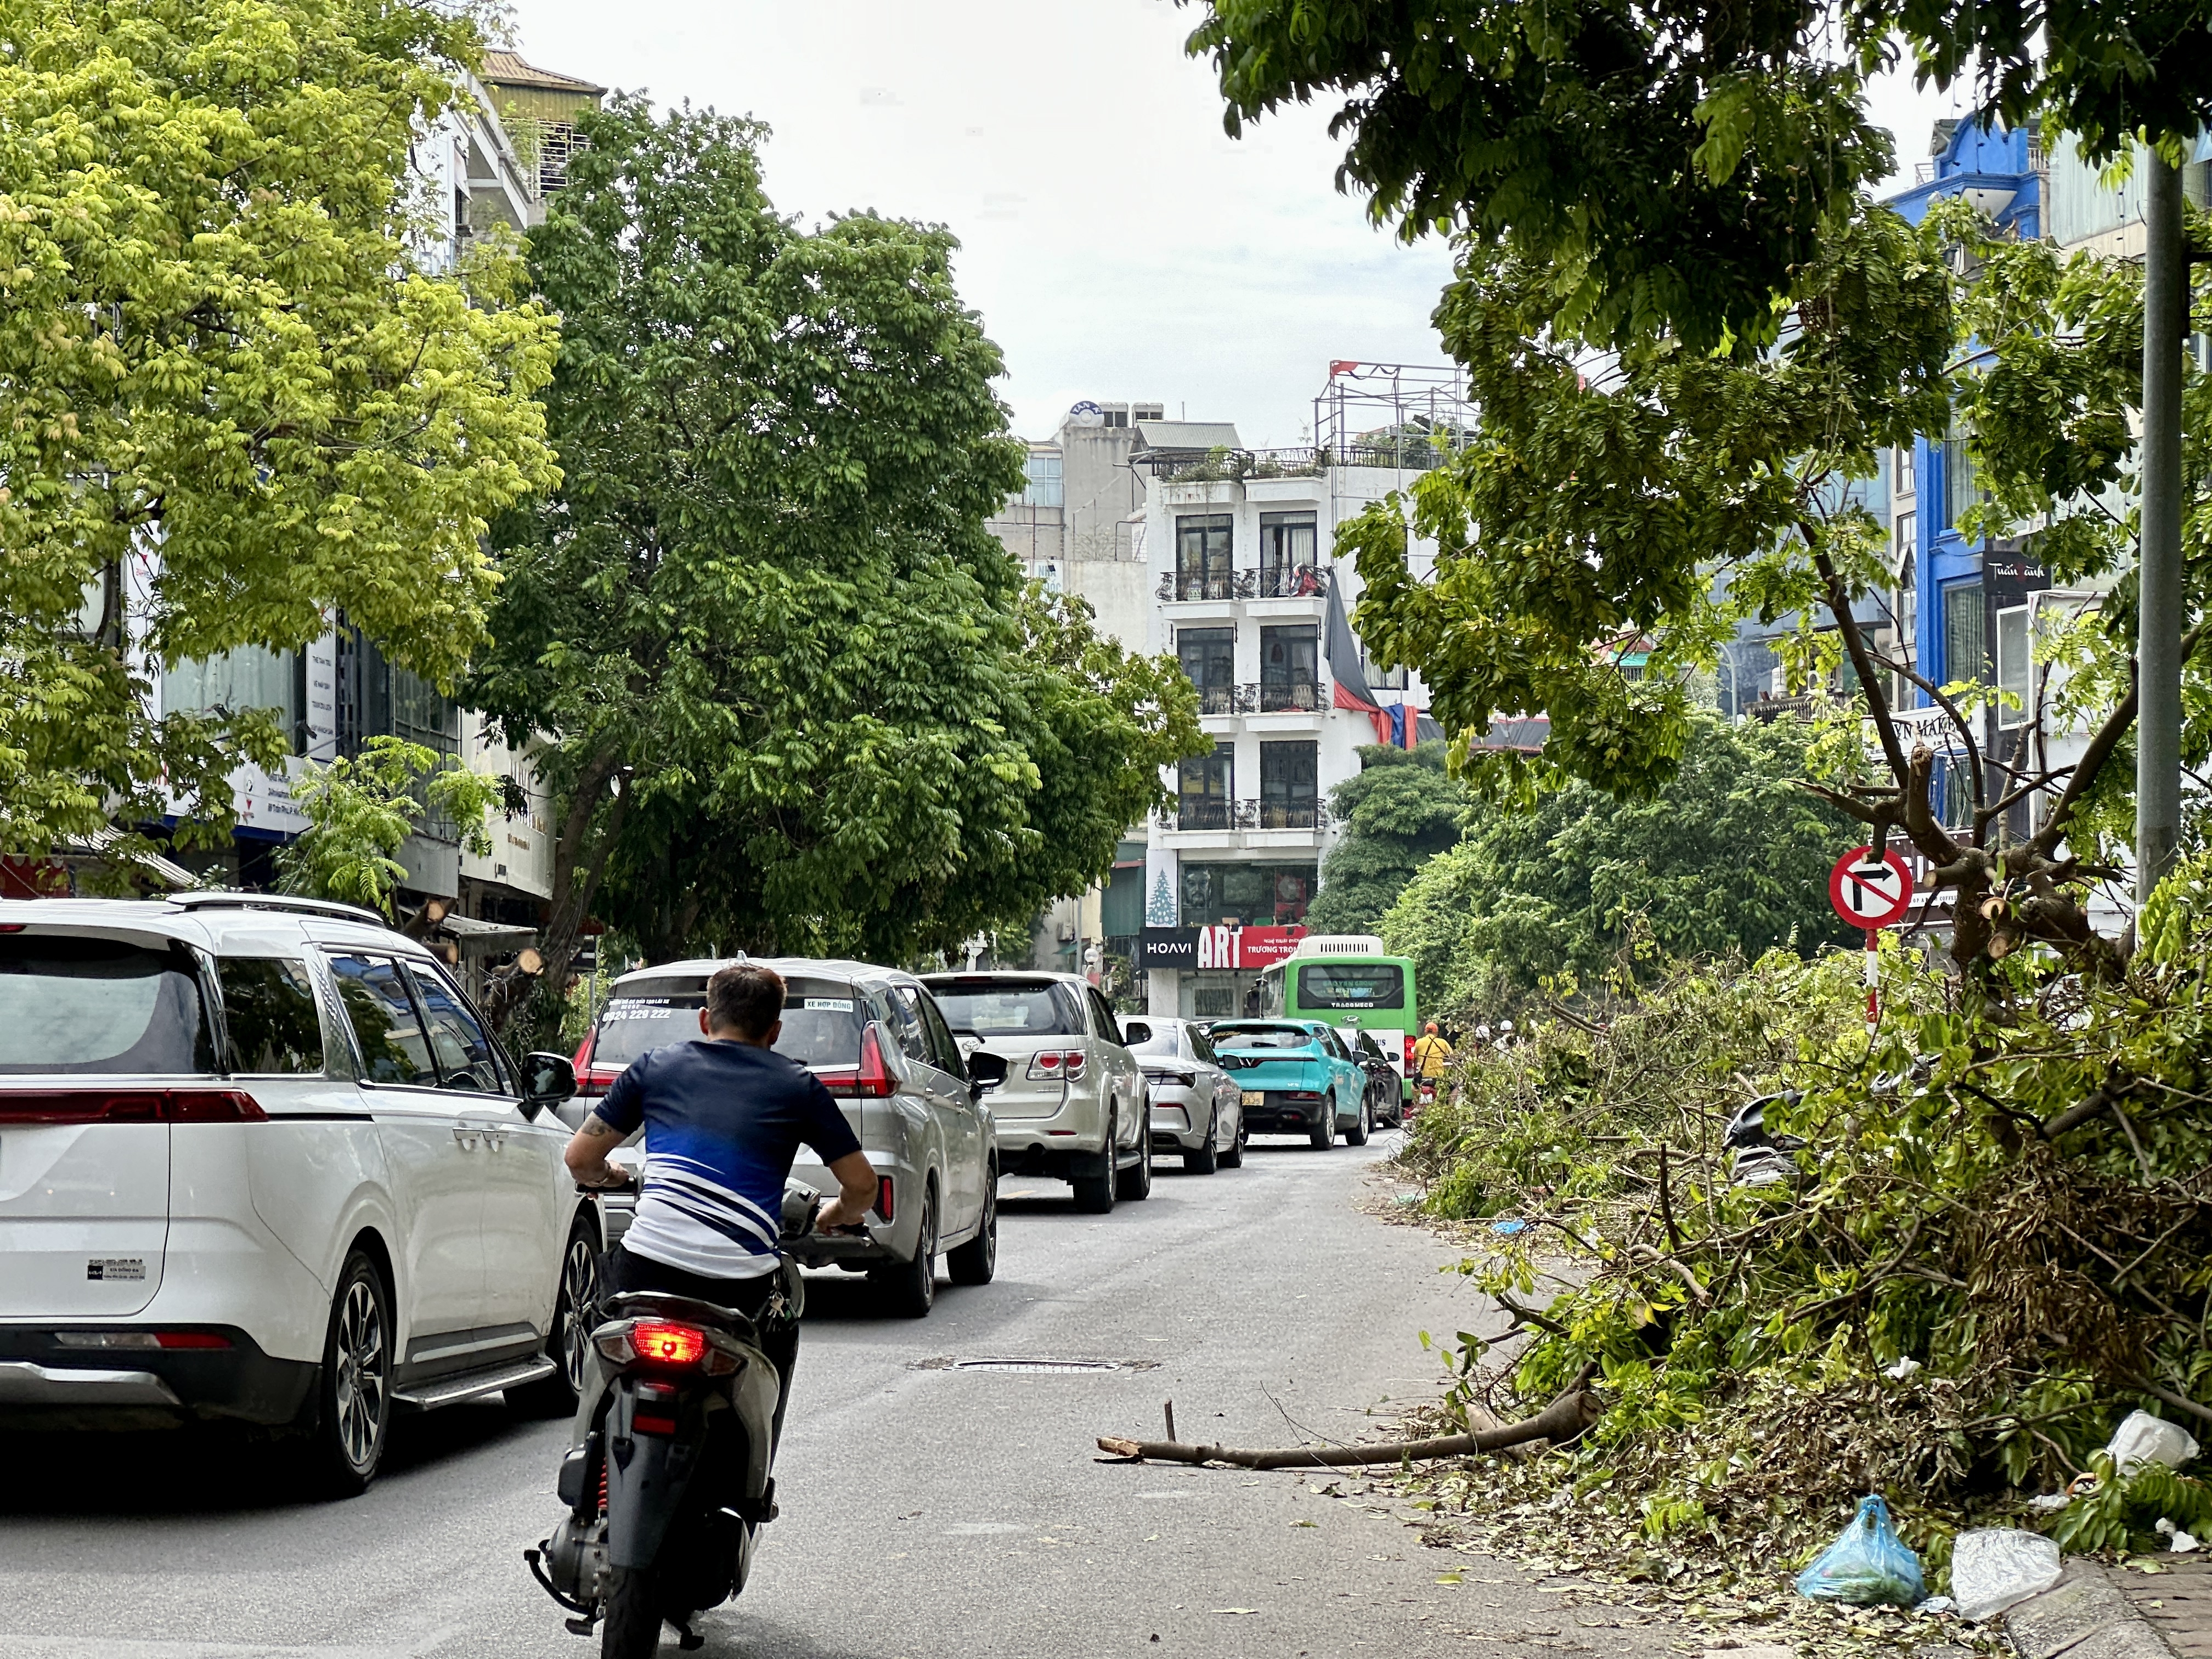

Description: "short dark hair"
706 963 783 1040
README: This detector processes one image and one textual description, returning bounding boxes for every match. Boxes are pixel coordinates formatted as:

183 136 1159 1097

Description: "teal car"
1206 1019 1373 1149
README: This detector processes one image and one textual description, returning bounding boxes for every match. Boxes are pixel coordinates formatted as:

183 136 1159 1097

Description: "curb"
2004 1560 2183 1659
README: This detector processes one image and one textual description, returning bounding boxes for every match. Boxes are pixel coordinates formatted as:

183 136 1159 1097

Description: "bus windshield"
1296 962 1405 1009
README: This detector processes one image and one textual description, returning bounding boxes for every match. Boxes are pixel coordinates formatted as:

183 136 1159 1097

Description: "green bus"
1256 935 1418 1104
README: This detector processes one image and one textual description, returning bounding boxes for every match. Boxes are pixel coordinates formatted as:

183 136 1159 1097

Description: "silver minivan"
574 957 1001 1317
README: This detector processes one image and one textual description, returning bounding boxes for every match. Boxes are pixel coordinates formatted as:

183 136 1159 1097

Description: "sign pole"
1827 842 1913 1044
1864 926 1879 1036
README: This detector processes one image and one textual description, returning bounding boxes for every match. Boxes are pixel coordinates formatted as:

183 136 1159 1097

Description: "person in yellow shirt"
1410 1022 1454 1079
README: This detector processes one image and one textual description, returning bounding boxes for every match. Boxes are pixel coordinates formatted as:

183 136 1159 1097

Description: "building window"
1177 743 1234 830
1895 444 1916 498
164 646 303 754
1259 741 1319 828
1179 862 1316 927
1944 580 1987 686
1895 510 1916 569
1259 512 1318 598
1132 404 1164 422
1177 627 1237 716
1175 514 1234 601
1103 409 1128 428
1019 452 1062 507
1259 624 1319 712
1363 649 1408 691
1943 429 1980 531
1994 604 2032 729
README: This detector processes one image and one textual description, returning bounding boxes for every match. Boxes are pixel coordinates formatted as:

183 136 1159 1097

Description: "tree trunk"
483 744 627 1038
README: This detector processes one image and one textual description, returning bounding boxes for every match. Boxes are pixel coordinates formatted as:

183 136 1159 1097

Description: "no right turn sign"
1828 847 1914 929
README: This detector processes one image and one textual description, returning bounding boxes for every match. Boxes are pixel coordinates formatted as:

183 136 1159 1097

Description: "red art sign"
1192 924 1307 969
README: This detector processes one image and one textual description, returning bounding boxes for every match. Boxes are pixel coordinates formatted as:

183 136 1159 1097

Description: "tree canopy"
1182 0 2212 354
0 0 557 857
1302 742 1466 937
1381 712 1855 1020
472 99 1201 1026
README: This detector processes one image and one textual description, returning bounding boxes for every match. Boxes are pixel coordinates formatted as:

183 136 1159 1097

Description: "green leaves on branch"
280 737 503 918
1303 743 1468 938
0 0 558 855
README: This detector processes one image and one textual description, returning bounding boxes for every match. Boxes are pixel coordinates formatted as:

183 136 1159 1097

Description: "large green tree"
1302 742 1465 936
0 0 558 859
473 100 1201 1025
1382 712 1854 1019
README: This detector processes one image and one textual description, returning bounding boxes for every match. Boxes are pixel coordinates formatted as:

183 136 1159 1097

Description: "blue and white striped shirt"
595 1039 862 1281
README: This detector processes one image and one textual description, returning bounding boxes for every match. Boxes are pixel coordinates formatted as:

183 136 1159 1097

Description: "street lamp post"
2137 153 2186 902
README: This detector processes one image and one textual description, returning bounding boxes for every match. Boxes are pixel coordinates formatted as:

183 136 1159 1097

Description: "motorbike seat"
602 1289 760 1345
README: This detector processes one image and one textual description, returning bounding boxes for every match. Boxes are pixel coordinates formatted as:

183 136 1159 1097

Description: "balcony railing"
1138 440 1471 482
1258 679 1321 714
1159 567 1333 603
1164 797 1327 833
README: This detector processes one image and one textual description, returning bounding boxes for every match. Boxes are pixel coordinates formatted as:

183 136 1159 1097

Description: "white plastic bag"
2106 1410 2202 1473
1950 1528 2063 1622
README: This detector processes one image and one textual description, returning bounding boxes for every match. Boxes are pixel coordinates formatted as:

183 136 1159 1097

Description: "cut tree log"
1095 1387 1600 1470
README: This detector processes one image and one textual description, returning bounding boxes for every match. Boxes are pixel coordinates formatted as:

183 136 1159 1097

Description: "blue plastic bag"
1794 1495 1928 1606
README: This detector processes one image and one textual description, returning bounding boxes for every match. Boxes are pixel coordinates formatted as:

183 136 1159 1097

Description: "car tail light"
822 1024 898 1098
0 1088 266 1124
876 1175 895 1221
1026 1048 1085 1081
1288 1090 1323 1102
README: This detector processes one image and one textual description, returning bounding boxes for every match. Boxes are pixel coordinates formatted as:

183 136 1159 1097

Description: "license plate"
1241 1090 1263 1107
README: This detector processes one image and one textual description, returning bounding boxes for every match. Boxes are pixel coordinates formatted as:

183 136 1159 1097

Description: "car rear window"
928 980 1081 1038
219 957 324 1074
0 936 214 1075
1122 1023 1182 1057
591 979 708 1067
1211 1023 1317 1051
774 978 867 1068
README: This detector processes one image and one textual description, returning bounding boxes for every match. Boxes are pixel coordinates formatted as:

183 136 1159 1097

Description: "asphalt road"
0 1135 1680 1659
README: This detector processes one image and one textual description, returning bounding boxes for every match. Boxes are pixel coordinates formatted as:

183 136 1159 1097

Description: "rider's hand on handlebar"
577 1165 636 1194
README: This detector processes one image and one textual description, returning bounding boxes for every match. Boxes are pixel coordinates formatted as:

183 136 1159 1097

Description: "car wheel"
1072 1108 1118 1213
306 1250 392 1498
1118 1108 1152 1201
1309 1094 1335 1150
511 1212 599 1417
1346 1091 1371 1147
947 1166 997 1286
1220 1111 1246 1169
1183 1110 1220 1175
871 1180 938 1317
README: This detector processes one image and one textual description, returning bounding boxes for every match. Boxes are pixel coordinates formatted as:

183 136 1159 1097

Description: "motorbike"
527 1181 821 1658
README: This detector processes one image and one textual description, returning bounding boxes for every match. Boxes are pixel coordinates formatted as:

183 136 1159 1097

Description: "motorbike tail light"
633 1413 678 1437
0 1088 265 1124
630 1321 707 1366
876 1175 895 1222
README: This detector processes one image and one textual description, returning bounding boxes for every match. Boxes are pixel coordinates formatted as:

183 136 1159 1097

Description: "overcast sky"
509 1 1965 448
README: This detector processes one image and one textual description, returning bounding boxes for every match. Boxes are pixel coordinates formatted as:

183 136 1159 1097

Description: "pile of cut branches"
1396 861 2212 1594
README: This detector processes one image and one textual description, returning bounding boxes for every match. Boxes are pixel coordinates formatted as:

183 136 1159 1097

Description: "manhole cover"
909 1356 1159 1374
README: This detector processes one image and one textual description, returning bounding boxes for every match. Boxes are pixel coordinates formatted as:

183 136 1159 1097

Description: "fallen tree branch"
2134 1378 2212 1427
1094 1387 1600 1470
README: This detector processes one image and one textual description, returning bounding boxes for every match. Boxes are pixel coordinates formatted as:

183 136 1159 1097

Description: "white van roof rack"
167 891 391 929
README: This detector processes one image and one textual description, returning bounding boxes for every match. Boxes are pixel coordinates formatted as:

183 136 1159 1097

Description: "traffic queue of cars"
0 899 1405 1493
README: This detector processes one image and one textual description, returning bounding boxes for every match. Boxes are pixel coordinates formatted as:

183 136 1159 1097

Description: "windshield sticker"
802 998 855 1013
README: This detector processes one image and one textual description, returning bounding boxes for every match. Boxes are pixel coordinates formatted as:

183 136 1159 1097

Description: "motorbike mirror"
521 1052 578 1108
966 1049 1008 1097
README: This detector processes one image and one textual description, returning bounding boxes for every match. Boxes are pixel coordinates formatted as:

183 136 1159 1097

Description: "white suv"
919 972 1149 1213
0 893 595 1494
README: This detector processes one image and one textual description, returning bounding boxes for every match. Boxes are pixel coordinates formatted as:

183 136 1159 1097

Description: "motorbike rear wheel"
601 1565 661 1659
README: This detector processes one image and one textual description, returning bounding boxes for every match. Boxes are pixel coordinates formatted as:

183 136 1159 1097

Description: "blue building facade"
1883 120 2044 703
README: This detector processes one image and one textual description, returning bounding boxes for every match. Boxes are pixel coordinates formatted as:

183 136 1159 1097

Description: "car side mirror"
1121 1020 1153 1046
966 1050 1008 1098
522 1052 578 1108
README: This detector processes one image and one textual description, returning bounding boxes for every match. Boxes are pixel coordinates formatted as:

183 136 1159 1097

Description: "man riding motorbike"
562 961 878 1451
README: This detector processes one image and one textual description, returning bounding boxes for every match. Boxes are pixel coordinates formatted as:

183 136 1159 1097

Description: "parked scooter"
527 1182 820 1657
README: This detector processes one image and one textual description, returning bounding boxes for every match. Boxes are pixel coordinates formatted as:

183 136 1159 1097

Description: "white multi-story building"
1132 365 1462 1018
